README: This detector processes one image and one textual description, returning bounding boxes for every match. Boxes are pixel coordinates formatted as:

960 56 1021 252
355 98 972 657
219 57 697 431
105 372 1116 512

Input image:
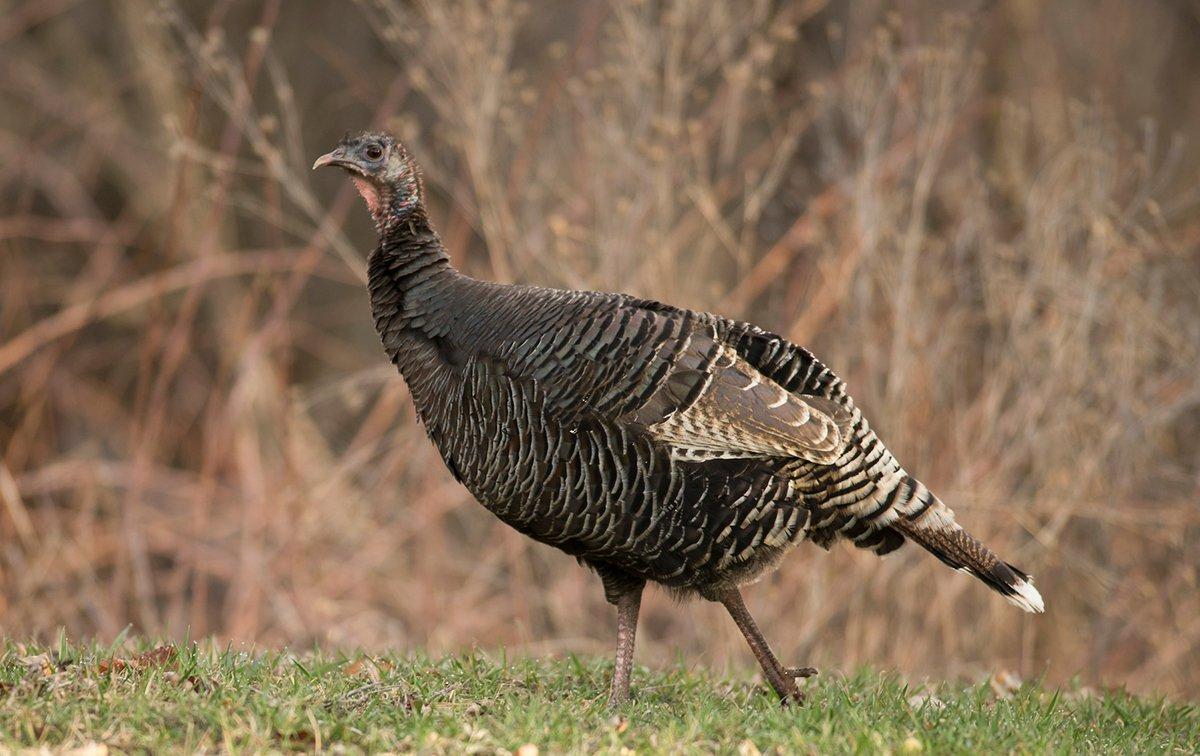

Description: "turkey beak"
312 148 347 171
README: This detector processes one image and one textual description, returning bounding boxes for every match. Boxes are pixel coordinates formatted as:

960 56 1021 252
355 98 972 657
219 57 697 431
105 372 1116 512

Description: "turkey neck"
367 207 462 373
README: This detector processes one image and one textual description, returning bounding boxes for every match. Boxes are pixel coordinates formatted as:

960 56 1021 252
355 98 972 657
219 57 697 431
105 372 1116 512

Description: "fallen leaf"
990 670 1022 700
738 739 762 756
98 645 176 674
345 657 385 682
97 658 124 673
20 654 53 677
134 646 177 668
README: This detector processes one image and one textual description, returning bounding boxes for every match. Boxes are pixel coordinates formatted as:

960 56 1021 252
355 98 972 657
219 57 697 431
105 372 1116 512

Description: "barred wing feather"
625 328 853 463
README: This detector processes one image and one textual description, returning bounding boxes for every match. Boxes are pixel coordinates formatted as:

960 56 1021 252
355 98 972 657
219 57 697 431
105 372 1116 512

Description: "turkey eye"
365 144 383 160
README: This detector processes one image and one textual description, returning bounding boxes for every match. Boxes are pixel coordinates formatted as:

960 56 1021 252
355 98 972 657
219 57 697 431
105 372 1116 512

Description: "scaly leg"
718 588 816 704
608 583 644 706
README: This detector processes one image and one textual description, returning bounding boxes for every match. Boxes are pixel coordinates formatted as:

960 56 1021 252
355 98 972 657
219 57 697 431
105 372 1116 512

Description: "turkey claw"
785 666 818 679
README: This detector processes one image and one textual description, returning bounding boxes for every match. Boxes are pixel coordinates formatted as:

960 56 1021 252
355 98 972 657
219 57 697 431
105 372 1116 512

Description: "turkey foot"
718 588 814 705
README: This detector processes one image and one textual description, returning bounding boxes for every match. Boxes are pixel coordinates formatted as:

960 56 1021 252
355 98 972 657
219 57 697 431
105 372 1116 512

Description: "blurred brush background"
2 0 1199 697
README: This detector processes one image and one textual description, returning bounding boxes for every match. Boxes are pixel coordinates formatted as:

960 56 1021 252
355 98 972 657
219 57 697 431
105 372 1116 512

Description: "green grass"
1 639 1195 754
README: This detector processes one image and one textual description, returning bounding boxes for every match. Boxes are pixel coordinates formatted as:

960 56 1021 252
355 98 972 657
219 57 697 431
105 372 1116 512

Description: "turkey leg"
718 588 816 704
608 583 644 706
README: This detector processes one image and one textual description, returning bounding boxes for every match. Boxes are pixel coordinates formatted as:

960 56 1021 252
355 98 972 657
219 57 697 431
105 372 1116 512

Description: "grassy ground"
0 640 1195 754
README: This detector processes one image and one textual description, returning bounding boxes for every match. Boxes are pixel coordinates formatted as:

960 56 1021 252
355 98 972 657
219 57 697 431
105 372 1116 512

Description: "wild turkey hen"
314 132 1044 705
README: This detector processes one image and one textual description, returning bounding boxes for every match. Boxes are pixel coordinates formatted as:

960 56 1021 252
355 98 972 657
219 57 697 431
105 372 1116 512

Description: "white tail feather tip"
1006 578 1045 613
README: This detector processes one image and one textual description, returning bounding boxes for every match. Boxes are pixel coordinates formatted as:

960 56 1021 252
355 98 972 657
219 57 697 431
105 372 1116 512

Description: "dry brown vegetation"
2 0 1199 697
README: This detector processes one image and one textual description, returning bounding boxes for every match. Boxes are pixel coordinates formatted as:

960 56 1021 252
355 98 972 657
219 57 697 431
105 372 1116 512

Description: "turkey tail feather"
890 480 1045 614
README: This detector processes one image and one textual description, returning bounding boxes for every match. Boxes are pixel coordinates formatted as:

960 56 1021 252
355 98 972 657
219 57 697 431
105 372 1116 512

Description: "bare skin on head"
351 177 382 217
313 132 422 230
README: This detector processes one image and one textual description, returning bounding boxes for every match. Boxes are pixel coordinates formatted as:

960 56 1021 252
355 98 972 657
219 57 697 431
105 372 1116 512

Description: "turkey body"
371 221 923 601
